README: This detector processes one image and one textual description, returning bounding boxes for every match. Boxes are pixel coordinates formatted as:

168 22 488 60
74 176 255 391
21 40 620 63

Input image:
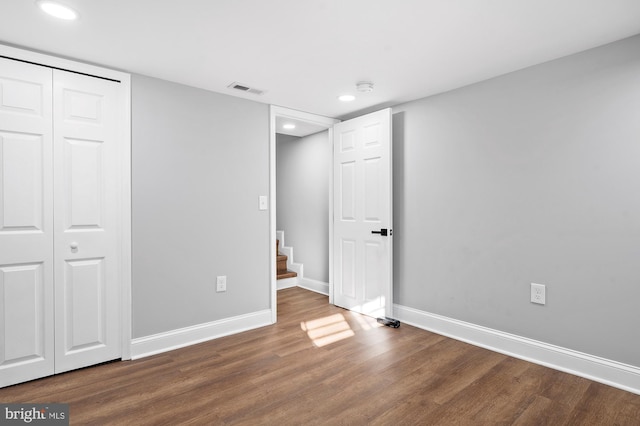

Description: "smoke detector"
356 81 374 93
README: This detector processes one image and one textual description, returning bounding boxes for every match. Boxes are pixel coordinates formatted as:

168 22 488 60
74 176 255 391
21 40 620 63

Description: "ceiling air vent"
227 82 266 96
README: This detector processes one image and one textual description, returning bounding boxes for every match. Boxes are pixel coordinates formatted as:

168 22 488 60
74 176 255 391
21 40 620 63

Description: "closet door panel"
1 132 45 231
53 70 121 374
62 258 106 353
1 263 46 360
64 137 104 229
0 58 54 387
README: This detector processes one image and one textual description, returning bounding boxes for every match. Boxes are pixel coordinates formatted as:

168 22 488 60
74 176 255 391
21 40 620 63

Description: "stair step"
276 236 298 280
277 271 297 280
277 253 288 273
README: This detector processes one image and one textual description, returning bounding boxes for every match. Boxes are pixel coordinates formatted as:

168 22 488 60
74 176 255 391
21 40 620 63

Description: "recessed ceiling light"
338 94 356 102
37 0 79 20
283 123 296 130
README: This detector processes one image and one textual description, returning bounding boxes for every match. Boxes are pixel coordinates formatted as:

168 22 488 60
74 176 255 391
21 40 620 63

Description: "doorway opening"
269 106 339 323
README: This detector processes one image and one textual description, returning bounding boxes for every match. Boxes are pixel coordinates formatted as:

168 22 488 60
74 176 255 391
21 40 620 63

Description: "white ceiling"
275 116 328 138
2 1 640 120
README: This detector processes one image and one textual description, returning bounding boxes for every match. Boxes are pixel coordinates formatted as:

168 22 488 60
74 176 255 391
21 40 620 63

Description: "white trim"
269 108 277 324
298 278 330 296
276 278 329 294
385 108 393 318
269 106 339 323
131 310 273 359
118 73 132 361
327 126 335 305
0 44 129 82
0 44 133 361
271 106 339 127
277 277 298 290
394 304 640 396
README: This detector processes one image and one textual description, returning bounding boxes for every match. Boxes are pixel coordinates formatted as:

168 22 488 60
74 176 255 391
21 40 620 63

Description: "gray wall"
276 131 331 282
129 34 640 369
132 75 270 338
392 34 640 367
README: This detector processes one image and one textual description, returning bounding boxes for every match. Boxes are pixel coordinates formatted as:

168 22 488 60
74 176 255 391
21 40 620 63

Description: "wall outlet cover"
531 283 546 305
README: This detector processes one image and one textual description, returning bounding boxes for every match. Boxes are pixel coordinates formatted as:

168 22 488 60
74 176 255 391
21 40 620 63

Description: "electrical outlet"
531 283 546 305
216 275 227 293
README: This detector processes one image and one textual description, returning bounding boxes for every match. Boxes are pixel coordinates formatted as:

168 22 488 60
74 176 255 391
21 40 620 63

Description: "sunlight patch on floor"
300 313 355 347
353 313 383 331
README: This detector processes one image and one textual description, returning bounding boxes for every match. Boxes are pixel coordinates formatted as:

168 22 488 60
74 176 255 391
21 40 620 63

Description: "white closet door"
0 58 55 387
53 70 121 373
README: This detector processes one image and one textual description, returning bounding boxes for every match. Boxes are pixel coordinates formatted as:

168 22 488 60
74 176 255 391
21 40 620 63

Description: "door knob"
70 242 79 250
371 228 391 236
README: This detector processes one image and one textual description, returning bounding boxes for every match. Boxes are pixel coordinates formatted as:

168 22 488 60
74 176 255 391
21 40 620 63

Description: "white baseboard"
298 278 329 296
131 309 272 359
394 304 640 396
277 277 298 290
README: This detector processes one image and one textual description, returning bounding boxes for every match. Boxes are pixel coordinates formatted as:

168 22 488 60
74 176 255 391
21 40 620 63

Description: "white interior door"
0 58 55 386
333 108 392 318
53 70 121 373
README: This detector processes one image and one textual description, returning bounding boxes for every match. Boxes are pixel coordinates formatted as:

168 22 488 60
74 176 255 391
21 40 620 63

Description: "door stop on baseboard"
377 317 401 328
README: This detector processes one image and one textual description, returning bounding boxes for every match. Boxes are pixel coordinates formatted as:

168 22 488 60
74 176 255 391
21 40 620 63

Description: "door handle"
371 228 391 236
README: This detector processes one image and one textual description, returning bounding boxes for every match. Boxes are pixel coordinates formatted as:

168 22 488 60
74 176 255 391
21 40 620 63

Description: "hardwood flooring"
1 287 639 425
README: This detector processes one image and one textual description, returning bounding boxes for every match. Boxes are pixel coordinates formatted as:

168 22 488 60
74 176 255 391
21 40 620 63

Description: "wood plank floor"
2 287 639 425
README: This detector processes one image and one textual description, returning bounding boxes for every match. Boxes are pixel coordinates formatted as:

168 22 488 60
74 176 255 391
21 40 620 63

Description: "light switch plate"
259 195 268 211
216 275 227 292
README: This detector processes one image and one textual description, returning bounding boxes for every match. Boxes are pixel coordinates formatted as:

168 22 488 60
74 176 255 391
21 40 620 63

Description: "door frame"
269 106 339 323
0 44 133 360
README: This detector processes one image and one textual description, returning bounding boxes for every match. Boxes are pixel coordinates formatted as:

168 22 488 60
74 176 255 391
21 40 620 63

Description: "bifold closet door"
0 59 122 387
53 69 121 374
0 58 55 386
